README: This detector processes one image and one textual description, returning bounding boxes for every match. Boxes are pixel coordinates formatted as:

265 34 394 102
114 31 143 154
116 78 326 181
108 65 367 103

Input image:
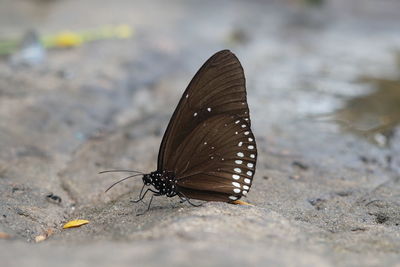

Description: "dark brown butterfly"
103 50 257 210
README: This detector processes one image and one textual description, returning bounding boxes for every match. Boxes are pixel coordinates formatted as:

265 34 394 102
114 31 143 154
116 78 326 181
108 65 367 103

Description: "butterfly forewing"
158 50 250 169
157 50 257 201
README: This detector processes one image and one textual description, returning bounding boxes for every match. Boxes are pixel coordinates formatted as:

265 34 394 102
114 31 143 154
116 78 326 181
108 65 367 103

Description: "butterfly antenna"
105 173 144 193
99 169 144 175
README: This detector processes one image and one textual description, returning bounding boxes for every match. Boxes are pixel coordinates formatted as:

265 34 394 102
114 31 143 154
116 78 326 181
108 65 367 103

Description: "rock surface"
1 0 400 266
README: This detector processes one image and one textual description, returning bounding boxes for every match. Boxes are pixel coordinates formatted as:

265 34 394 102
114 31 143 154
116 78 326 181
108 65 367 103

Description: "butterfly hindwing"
173 115 257 201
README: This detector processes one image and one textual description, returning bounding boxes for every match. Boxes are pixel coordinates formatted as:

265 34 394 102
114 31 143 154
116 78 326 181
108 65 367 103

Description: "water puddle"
334 74 400 146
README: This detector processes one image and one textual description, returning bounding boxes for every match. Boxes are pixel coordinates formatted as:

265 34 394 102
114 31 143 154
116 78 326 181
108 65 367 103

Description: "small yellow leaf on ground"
231 200 253 206
54 32 83 47
62 219 89 229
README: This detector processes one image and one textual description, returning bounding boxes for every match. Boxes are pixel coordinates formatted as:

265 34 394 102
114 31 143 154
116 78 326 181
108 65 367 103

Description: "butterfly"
102 50 257 211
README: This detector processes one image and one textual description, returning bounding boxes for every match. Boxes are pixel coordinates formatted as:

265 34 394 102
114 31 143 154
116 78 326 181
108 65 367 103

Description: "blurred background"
1 0 400 266
1 0 400 149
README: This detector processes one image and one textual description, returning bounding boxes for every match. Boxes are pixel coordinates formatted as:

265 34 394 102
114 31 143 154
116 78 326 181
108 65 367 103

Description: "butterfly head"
142 173 153 186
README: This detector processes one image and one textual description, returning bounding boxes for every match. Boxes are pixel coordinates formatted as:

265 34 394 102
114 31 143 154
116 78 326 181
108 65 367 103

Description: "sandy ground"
1 0 400 266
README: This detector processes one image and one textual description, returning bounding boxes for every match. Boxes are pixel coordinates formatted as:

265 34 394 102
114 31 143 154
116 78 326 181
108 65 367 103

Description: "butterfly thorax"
143 171 178 197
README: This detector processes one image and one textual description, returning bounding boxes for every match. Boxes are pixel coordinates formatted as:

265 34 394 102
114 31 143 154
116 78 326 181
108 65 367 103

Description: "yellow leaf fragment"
35 235 46 243
34 228 54 242
63 219 89 229
54 32 83 47
0 232 11 239
231 200 253 206
114 24 133 39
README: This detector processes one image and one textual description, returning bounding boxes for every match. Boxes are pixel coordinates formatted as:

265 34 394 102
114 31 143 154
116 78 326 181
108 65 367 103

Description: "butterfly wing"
158 50 257 201
174 115 257 201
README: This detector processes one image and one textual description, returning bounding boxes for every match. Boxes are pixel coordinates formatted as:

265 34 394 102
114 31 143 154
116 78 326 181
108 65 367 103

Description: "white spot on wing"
248 137 253 142
244 131 249 135
244 178 251 184
232 174 240 180
243 185 250 190
207 107 212 112
238 142 243 147
232 182 241 188
247 171 253 176
233 188 241 193
193 112 198 117
185 94 189 98
237 152 244 157
241 125 246 128
250 154 255 158
247 163 254 168
248 145 254 149
235 120 240 124
229 196 238 200
242 191 248 195
234 168 241 173
235 160 243 164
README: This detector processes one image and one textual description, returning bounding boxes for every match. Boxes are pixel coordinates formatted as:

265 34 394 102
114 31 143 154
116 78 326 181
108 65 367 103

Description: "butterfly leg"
145 194 154 211
132 187 158 203
130 184 146 203
135 189 160 216
178 193 202 207
136 193 159 216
